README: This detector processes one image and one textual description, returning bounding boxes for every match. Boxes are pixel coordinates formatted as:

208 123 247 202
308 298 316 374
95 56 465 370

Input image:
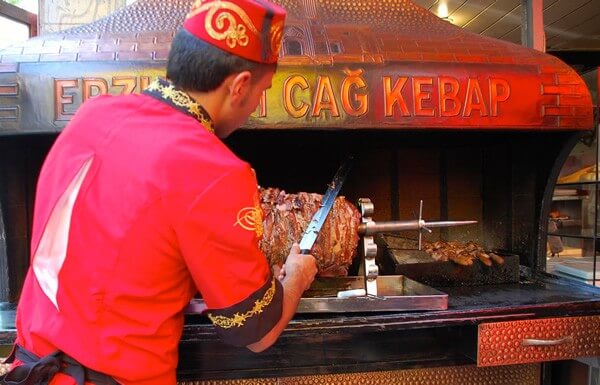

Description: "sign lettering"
52 69 515 126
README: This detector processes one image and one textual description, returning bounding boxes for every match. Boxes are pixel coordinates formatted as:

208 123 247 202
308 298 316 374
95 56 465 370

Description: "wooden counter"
176 269 600 381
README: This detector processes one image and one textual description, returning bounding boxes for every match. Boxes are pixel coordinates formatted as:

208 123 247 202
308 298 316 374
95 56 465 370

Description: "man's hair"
167 29 276 92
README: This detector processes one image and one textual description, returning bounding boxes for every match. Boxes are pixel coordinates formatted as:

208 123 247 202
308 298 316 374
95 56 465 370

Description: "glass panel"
557 135 597 184
548 68 600 286
548 252 600 288
547 236 594 259
5 0 38 14
547 192 599 287
582 68 598 108
0 15 30 50
549 185 596 244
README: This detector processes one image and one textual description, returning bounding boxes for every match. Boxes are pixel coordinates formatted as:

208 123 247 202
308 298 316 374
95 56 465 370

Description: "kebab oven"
1 0 600 384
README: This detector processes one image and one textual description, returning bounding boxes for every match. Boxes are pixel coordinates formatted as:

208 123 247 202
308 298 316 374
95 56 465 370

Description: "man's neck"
187 88 226 133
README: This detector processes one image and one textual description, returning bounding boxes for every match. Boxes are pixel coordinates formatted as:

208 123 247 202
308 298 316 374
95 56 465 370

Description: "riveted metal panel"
478 315 600 366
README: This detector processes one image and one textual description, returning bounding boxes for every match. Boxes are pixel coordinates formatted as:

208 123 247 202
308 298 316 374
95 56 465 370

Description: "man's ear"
228 71 252 104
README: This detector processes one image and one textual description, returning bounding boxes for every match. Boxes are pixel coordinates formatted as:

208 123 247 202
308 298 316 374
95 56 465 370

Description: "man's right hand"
281 243 317 291
247 243 317 353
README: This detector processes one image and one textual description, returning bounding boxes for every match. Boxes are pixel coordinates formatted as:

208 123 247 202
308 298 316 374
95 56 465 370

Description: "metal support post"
521 0 545 52
0 199 8 303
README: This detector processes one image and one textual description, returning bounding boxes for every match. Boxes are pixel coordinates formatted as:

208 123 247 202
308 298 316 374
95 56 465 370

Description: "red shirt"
14 80 283 385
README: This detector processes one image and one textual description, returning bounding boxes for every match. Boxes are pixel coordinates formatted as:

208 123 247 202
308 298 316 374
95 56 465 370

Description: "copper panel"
177 364 540 385
0 0 593 133
478 315 600 366
0 60 591 133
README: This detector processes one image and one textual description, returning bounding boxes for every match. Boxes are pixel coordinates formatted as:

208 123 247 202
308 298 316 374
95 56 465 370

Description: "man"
1 1 317 384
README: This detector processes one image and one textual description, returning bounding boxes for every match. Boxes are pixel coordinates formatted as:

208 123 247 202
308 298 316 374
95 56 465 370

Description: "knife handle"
300 249 311 255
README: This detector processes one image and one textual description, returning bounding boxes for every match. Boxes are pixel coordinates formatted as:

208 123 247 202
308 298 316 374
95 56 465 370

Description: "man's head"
166 29 275 94
166 0 286 137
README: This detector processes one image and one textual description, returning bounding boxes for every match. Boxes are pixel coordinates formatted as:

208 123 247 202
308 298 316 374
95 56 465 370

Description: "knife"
298 157 353 254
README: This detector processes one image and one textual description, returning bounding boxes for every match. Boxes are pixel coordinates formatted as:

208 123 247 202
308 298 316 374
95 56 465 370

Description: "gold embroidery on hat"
145 79 214 133
270 21 284 58
234 194 264 238
208 276 276 329
187 1 260 49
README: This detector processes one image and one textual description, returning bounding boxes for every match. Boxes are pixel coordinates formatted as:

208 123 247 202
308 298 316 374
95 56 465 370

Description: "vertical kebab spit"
259 188 494 277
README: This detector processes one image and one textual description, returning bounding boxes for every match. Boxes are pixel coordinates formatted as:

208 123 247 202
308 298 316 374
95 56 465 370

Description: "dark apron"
0 345 119 385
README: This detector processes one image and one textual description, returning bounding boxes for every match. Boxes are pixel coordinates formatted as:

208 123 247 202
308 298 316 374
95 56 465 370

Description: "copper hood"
0 0 594 134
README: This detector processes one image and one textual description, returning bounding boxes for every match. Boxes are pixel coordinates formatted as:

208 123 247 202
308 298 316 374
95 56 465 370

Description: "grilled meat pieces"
422 240 505 266
259 187 361 276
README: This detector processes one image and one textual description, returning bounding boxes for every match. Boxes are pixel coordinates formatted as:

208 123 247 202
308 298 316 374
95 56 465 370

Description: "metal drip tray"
185 276 448 315
297 275 448 313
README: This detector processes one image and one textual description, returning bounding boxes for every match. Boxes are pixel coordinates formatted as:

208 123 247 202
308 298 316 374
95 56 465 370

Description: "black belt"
1 345 119 385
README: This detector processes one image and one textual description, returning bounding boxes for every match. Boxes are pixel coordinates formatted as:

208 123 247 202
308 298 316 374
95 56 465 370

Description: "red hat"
183 0 286 64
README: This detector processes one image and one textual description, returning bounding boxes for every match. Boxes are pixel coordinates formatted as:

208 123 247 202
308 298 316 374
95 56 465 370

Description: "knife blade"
298 157 353 254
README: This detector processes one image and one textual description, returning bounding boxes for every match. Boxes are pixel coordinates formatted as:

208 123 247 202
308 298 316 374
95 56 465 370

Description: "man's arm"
247 243 317 352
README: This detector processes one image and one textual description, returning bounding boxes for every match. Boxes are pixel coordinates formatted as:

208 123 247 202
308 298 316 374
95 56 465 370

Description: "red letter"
112 77 136 95
341 69 368 117
489 78 510 117
54 79 78 121
439 76 461 117
413 77 435 116
383 76 410 117
463 78 488 117
82 78 109 102
255 90 267 118
284 75 310 118
312 75 340 117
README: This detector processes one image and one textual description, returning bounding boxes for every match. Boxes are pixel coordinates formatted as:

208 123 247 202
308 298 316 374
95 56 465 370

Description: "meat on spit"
259 187 361 276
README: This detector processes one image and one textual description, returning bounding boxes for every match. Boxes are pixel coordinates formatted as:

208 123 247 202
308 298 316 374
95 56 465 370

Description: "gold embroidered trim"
187 0 260 49
145 79 214 133
208 276 277 329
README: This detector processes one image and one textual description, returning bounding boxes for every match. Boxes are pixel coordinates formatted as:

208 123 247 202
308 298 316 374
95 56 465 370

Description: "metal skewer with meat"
422 240 505 266
258 188 495 276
